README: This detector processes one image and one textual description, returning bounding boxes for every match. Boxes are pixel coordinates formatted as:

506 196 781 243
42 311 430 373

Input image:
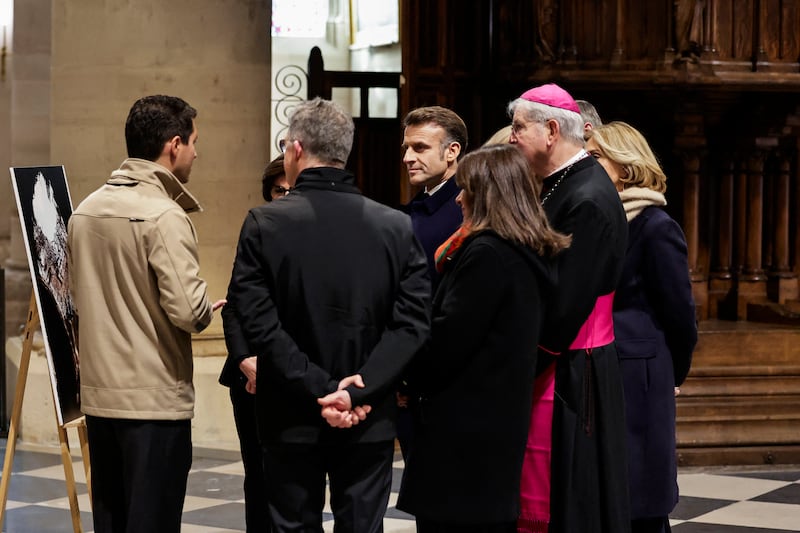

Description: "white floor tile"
182 495 243 512
178 526 243 532
693 500 800 530
18 463 88 484
202 462 245 476
322 517 415 533
38 491 92 511
4 499 33 510
677 473 790 501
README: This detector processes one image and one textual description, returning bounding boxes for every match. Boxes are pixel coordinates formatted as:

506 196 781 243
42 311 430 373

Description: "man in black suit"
226 97 431 533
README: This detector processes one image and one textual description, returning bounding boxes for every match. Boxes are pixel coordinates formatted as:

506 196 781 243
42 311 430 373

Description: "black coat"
614 205 697 519
218 300 252 389
226 167 431 445
538 156 631 533
397 230 556 524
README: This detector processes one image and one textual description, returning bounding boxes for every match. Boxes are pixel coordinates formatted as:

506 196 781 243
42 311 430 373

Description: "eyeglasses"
272 185 292 196
511 121 529 136
279 138 294 153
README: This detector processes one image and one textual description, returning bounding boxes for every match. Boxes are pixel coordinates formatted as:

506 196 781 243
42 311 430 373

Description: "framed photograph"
10 165 82 426
350 0 399 48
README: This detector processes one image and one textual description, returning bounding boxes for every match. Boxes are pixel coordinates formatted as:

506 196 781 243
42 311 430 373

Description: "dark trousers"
396 389 419 461
632 517 672 533
263 440 394 533
230 385 271 533
85 415 191 533
416 520 516 533
396 406 414 461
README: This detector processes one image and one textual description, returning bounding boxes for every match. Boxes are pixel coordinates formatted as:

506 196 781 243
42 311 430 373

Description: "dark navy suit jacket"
401 178 463 291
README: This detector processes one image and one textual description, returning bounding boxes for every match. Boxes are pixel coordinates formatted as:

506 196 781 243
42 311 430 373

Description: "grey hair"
507 98 585 146
288 97 354 166
576 99 603 128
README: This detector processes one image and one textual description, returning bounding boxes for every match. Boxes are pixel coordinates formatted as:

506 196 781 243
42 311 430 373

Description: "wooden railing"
306 46 405 208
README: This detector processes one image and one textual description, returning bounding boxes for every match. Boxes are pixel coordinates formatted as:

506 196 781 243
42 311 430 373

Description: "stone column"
6 0 50 348
3 0 51 441
0 29 10 266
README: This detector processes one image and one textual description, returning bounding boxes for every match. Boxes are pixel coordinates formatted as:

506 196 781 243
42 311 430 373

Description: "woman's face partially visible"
269 175 291 201
455 188 471 221
586 138 625 191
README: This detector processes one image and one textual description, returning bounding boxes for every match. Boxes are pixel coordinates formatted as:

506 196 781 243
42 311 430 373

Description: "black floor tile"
719 470 800 483
1 504 93 533
391 467 404 492
182 501 247 530
5 450 64 474
185 470 246 502
670 495 736 521
190 456 238 472
385 506 413 520
750 482 800 505
4 474 87 504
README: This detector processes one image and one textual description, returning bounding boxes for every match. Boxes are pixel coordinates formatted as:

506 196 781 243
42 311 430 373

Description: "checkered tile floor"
0 440 799 532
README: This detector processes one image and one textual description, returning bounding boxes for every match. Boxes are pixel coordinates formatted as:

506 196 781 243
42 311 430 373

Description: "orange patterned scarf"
434 223 471 273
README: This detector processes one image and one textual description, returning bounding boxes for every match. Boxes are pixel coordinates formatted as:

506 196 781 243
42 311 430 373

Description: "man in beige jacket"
67 95 224 533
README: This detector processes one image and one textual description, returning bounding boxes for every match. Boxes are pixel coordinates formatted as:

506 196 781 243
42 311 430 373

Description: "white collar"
550 149 588 176
425 179 449 196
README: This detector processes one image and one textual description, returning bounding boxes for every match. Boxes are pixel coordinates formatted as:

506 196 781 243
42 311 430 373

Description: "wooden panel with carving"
401 0 490 156
712 0 755 69
491 1 547 70
569 0 615 66
757 0 800 71
779 0 800 61
621 0 669 67
404 0 441 73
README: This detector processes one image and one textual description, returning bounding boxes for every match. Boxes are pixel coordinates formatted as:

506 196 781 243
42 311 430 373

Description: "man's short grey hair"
576 99 603 128
507 98 585 146
288 97 354 166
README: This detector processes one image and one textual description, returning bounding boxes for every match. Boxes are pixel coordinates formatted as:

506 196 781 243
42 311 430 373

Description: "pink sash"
517 292 615 532
568 293 615 350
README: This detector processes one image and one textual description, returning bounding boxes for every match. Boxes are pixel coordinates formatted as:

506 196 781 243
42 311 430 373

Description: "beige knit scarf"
619 186 667 222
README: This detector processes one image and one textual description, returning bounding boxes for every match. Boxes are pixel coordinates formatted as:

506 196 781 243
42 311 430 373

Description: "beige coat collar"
108 158 202 213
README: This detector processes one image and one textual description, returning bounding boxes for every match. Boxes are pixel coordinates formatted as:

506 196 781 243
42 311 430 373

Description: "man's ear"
167 135 181 158
546 119 560 142
446 142 461 162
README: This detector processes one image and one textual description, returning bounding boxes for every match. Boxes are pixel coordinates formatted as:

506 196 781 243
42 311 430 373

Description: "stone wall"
4 0 272 449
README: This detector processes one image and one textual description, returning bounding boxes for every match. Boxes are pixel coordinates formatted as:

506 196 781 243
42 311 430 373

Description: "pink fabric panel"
517 362 555 532
569 292 615 350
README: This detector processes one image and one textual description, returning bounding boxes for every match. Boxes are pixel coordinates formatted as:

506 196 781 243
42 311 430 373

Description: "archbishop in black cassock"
509 84 630 533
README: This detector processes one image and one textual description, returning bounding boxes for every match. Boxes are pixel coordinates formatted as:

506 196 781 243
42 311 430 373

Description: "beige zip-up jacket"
67 158 213 420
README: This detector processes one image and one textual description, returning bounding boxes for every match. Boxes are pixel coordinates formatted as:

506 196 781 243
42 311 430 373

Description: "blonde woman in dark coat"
587 122 697 533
